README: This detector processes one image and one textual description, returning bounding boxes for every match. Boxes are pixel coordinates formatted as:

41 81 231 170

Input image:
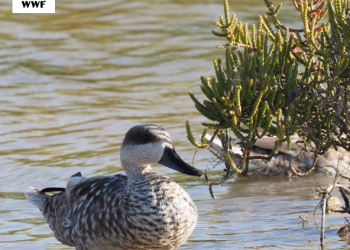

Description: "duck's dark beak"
159 146 202 177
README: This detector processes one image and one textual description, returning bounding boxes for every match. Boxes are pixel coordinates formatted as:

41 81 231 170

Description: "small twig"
278 23 303 32
312 180 334 247
192 151 197 167
203 167 235 200
204 171 216 199
313 190 328 247
314 198 323 232
209 129 220 144
292 152 318 176
208 147 226 162
310 183 318 198
340 174 350 182
311 156 349 247
335 184 350 194
320 193 327 248
299 214 308 228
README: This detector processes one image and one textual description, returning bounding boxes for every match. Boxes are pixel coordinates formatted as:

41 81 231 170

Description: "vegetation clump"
187 0 350 176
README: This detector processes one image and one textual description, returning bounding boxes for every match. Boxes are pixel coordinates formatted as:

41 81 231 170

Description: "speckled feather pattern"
26 124 200 250
41 191 75 246
40 172 197 250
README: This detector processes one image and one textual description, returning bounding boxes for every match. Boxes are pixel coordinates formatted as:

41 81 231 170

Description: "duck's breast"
125 173 198 249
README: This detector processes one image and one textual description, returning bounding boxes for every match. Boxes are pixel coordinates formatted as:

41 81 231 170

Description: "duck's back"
65 175 130 249
36 173 197 250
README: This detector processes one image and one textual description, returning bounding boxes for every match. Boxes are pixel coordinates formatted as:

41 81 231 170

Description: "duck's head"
120 124 202 177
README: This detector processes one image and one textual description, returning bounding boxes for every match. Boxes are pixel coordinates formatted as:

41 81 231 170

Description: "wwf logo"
13 0 55 13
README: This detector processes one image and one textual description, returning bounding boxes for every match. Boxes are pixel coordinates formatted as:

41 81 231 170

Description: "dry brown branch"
203 167 235 199
311 159 350 247
312 180 332 248
292 153 318 176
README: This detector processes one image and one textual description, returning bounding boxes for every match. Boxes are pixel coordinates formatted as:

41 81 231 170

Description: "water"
0 0 348 249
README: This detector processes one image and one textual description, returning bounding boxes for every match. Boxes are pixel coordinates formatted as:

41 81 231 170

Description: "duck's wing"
26 173 128 248
64 174 128 247
25 187 75 246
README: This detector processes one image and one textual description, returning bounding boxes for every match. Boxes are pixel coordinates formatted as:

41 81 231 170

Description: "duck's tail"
24 186 65 211
25 186 74 246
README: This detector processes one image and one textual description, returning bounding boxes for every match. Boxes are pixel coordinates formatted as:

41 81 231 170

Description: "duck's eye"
143 134 151 142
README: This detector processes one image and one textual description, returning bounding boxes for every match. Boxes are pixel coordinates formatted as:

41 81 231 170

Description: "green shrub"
187 0 350 176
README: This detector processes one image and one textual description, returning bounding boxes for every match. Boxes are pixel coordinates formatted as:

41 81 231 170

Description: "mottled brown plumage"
25 124 201 250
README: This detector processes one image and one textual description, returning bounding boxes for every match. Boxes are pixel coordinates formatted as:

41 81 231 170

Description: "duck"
25 124 202 250
206 134 350 177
